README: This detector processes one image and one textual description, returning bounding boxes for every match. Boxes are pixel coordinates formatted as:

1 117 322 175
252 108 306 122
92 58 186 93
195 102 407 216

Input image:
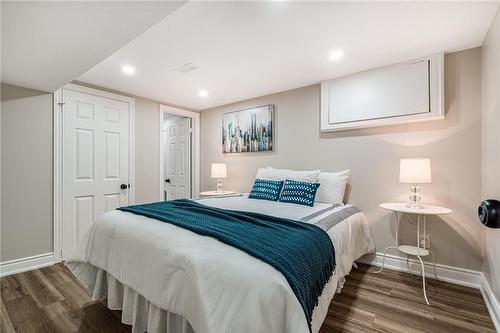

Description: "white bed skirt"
83 265 195 333
74 262 352 333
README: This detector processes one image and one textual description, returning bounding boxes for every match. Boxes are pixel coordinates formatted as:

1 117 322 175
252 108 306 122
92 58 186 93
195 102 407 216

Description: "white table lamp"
211 163 227 192
399 158 431 208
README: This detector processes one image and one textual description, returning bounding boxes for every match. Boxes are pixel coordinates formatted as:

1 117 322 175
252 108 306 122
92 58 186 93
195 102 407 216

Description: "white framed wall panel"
321 53 444 131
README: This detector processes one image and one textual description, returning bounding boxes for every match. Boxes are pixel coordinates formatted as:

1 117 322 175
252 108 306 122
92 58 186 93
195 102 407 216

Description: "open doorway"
159 105 200 200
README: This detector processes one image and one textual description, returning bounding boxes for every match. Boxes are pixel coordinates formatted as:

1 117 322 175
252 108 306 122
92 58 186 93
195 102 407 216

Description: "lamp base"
216 179 223 192
407 184 425 209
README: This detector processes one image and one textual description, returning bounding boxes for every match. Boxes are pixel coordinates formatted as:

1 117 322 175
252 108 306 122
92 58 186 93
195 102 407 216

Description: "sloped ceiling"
1 1 186 92
77 1 499 110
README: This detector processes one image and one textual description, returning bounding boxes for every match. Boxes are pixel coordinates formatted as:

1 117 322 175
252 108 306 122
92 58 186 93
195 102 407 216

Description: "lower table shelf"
398 245 430 257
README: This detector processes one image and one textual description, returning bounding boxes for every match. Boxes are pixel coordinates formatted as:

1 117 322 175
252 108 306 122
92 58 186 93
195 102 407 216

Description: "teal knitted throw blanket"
118 199 336 330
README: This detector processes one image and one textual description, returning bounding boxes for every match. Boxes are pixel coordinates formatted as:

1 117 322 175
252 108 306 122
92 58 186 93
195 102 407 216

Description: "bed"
67 193 375 333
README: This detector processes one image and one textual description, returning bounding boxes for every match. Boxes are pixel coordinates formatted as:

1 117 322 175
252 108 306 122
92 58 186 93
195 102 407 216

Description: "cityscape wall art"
222 105 274 153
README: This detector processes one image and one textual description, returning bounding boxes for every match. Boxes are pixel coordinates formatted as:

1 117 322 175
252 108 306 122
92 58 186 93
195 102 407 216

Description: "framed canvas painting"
222 104 274 153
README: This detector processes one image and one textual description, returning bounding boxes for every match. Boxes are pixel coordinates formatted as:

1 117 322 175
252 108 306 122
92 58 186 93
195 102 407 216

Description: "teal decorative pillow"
249 179 284 201
279 179 320 207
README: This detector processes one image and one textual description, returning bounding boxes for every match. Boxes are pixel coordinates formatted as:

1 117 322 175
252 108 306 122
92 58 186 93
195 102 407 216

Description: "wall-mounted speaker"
478 199 500 229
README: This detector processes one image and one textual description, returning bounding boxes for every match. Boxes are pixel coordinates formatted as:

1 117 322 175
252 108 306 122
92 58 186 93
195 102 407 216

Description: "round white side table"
377 202 452 305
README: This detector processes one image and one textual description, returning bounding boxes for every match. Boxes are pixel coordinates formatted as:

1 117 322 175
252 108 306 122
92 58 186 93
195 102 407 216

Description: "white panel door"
62 89 130 259
164 117 191 200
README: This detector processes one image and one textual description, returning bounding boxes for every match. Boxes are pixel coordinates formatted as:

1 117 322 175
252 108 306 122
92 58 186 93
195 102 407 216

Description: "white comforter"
67 196 375 333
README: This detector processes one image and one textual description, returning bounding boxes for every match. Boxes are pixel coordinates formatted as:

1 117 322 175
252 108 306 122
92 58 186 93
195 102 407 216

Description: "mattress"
197 194 335 220
66 197 375 333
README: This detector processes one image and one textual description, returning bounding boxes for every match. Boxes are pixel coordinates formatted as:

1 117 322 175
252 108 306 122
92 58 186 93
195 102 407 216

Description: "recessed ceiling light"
198 89 208 98
329 50 343 61
121 65 135 75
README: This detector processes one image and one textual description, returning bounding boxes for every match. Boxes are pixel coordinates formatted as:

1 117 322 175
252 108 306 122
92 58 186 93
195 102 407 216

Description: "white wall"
1 84 53 262
201 49 484 271
481 9 500 301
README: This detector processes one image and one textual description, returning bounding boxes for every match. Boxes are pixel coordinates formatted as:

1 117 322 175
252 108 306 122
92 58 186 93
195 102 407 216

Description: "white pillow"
265 167 320 183
255 167 270 180
315 170 351 205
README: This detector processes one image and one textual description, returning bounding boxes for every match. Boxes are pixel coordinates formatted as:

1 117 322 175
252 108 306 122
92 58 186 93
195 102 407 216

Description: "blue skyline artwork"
222 105 274 153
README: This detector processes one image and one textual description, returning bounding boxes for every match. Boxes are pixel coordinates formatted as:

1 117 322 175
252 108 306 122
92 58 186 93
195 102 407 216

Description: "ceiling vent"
173 63 198 74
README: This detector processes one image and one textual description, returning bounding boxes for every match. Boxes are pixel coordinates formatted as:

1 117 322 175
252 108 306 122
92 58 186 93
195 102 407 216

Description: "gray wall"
481 9 500 300
1 84 53 262
135 97 162 204
0 83 178 262
200 48 484 271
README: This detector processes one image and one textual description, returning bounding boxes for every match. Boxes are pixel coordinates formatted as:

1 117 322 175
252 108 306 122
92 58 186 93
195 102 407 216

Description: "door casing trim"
159 104 200 201
53 83 135 262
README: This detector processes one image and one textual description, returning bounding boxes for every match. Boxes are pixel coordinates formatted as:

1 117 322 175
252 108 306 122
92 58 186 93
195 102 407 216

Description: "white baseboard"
481 274 500 332
358 252 500 332
357 252 483 288
0 252 55 277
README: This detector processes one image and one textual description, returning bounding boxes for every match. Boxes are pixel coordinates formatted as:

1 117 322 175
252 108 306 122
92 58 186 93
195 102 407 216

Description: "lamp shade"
211 163 227 178
399 158 431 184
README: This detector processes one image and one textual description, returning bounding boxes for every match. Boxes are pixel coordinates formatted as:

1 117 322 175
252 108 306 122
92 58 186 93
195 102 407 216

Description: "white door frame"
53 83 135 262
159 104 200 200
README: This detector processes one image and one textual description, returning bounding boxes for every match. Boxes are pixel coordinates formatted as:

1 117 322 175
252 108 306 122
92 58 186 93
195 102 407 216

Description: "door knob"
165 178 171 183
120 184 128 190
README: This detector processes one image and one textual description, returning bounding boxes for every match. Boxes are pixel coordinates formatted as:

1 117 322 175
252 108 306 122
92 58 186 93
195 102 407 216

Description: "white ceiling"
1 1 186 92
17 1 499 109
77 1 499 110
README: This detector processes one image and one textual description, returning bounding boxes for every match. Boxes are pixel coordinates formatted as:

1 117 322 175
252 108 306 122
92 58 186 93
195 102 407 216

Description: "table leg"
423 215 426 250
428 249 439 280
375 211 401 273
406 255 422 279
417 214 421 255
416 254 430 305
395 211 399 246
375 246 398 273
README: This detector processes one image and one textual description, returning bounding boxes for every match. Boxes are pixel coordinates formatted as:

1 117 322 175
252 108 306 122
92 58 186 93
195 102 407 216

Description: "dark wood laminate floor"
0 263 495 333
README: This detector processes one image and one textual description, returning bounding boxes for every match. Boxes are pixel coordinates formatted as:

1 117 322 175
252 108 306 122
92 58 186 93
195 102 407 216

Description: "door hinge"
57 102 65 111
